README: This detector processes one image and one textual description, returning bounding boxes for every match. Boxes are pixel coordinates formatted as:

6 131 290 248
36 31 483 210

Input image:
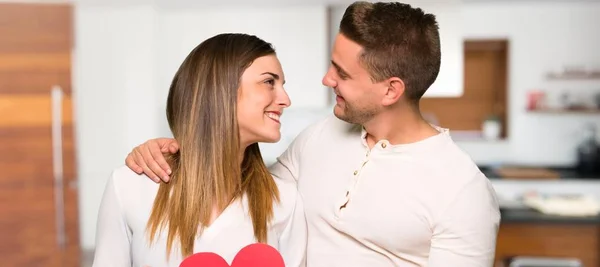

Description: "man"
125 2 500 266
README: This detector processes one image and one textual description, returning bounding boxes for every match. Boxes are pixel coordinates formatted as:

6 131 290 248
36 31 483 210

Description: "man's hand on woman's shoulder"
125 138 179 183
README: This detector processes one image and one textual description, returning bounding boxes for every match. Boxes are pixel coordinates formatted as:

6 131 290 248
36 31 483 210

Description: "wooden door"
0 3 80 266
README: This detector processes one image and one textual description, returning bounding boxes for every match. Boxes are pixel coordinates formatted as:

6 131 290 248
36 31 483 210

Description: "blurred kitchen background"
1 0 600 266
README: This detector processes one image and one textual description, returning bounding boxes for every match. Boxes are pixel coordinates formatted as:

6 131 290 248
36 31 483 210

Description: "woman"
92 33 306 267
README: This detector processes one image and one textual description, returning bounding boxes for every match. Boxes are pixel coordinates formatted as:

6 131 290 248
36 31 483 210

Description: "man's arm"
268 122 317 184
125 138 179 183
125 116 323 183
278 184 308 267
428 173 501 267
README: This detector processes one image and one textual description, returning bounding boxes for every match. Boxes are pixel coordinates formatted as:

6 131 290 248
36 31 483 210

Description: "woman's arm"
92 172 133 267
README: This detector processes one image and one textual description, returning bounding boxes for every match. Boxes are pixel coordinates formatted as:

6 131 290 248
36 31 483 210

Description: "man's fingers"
134 148 160 183
148 140 172 176
143 143 170 182
168 143 179 154
125 152 143 174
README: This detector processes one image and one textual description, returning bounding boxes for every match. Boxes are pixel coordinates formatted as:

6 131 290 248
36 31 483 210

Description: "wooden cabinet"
495 223 599 267
0 3 80 266
420 40 509 137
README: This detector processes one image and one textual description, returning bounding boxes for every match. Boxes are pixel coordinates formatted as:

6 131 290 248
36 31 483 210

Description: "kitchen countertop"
501 208 600 224
476 165 600 224
479 165 600 180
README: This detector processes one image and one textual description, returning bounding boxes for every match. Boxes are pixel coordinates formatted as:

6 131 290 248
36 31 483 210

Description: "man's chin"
333 107 351 123
332 105 342 116
333 106 374 125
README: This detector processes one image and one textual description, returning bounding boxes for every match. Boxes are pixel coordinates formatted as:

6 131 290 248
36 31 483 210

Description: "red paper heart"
179 252 229 267
180 243 285 267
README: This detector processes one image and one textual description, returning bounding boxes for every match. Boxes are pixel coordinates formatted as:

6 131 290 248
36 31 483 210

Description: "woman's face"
237 54 291 147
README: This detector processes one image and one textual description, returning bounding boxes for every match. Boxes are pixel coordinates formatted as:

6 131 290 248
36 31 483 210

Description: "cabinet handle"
51 85 66 249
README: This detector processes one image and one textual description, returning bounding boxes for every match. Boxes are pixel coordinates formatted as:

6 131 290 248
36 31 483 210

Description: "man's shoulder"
435 141 497 202
270 175 302 227
296 114 360 145
420 145 498 216
435 136 481 171
422 137 490 189
300 113 339 133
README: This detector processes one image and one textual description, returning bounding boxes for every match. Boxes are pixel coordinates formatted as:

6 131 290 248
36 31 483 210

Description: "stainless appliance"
576 123 600 175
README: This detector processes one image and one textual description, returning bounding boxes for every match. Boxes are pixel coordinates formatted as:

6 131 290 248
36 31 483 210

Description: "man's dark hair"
340 1 441 103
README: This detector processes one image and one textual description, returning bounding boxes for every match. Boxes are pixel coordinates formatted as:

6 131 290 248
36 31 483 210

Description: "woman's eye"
265 79 275 86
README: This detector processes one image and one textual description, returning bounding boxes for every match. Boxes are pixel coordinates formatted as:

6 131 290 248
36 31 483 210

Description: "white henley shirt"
269 115 500 267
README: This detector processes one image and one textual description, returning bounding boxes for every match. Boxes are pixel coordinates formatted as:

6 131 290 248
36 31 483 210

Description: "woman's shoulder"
107 165 160 206
110 165 157 187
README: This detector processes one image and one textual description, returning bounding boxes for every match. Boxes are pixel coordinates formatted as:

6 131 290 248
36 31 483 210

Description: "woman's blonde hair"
146 33 279 258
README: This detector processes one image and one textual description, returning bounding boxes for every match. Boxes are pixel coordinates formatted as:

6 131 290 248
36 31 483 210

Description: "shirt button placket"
335 149 371 220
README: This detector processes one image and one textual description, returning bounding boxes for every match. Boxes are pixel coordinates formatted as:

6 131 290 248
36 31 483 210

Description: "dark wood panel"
0 94 74 127
421 100 494 131
0 185 80 267
0 71 71 94
0 3 79 267
495 224 598 267
0 3 72 53
0 53 71 72
0 126 76 186
465 40 507 51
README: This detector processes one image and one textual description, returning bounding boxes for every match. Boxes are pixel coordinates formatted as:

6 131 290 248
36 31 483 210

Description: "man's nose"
322 70 337 88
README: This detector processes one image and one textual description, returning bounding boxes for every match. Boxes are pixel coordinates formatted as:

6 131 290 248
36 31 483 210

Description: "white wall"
74 3 328 250
74 5 161 250
456 1 600 166
416 1 464 98
154 5 329 135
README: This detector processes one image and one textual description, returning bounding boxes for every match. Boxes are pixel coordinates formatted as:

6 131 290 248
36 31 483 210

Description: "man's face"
322 33 385 125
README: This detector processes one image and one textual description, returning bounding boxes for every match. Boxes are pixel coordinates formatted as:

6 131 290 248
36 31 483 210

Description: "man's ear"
381 77 405 106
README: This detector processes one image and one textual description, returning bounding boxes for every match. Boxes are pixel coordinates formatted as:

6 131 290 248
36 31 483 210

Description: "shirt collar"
359 125 451 153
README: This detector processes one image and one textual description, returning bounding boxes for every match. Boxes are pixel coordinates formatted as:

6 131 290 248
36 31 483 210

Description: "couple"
93 1 501 267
